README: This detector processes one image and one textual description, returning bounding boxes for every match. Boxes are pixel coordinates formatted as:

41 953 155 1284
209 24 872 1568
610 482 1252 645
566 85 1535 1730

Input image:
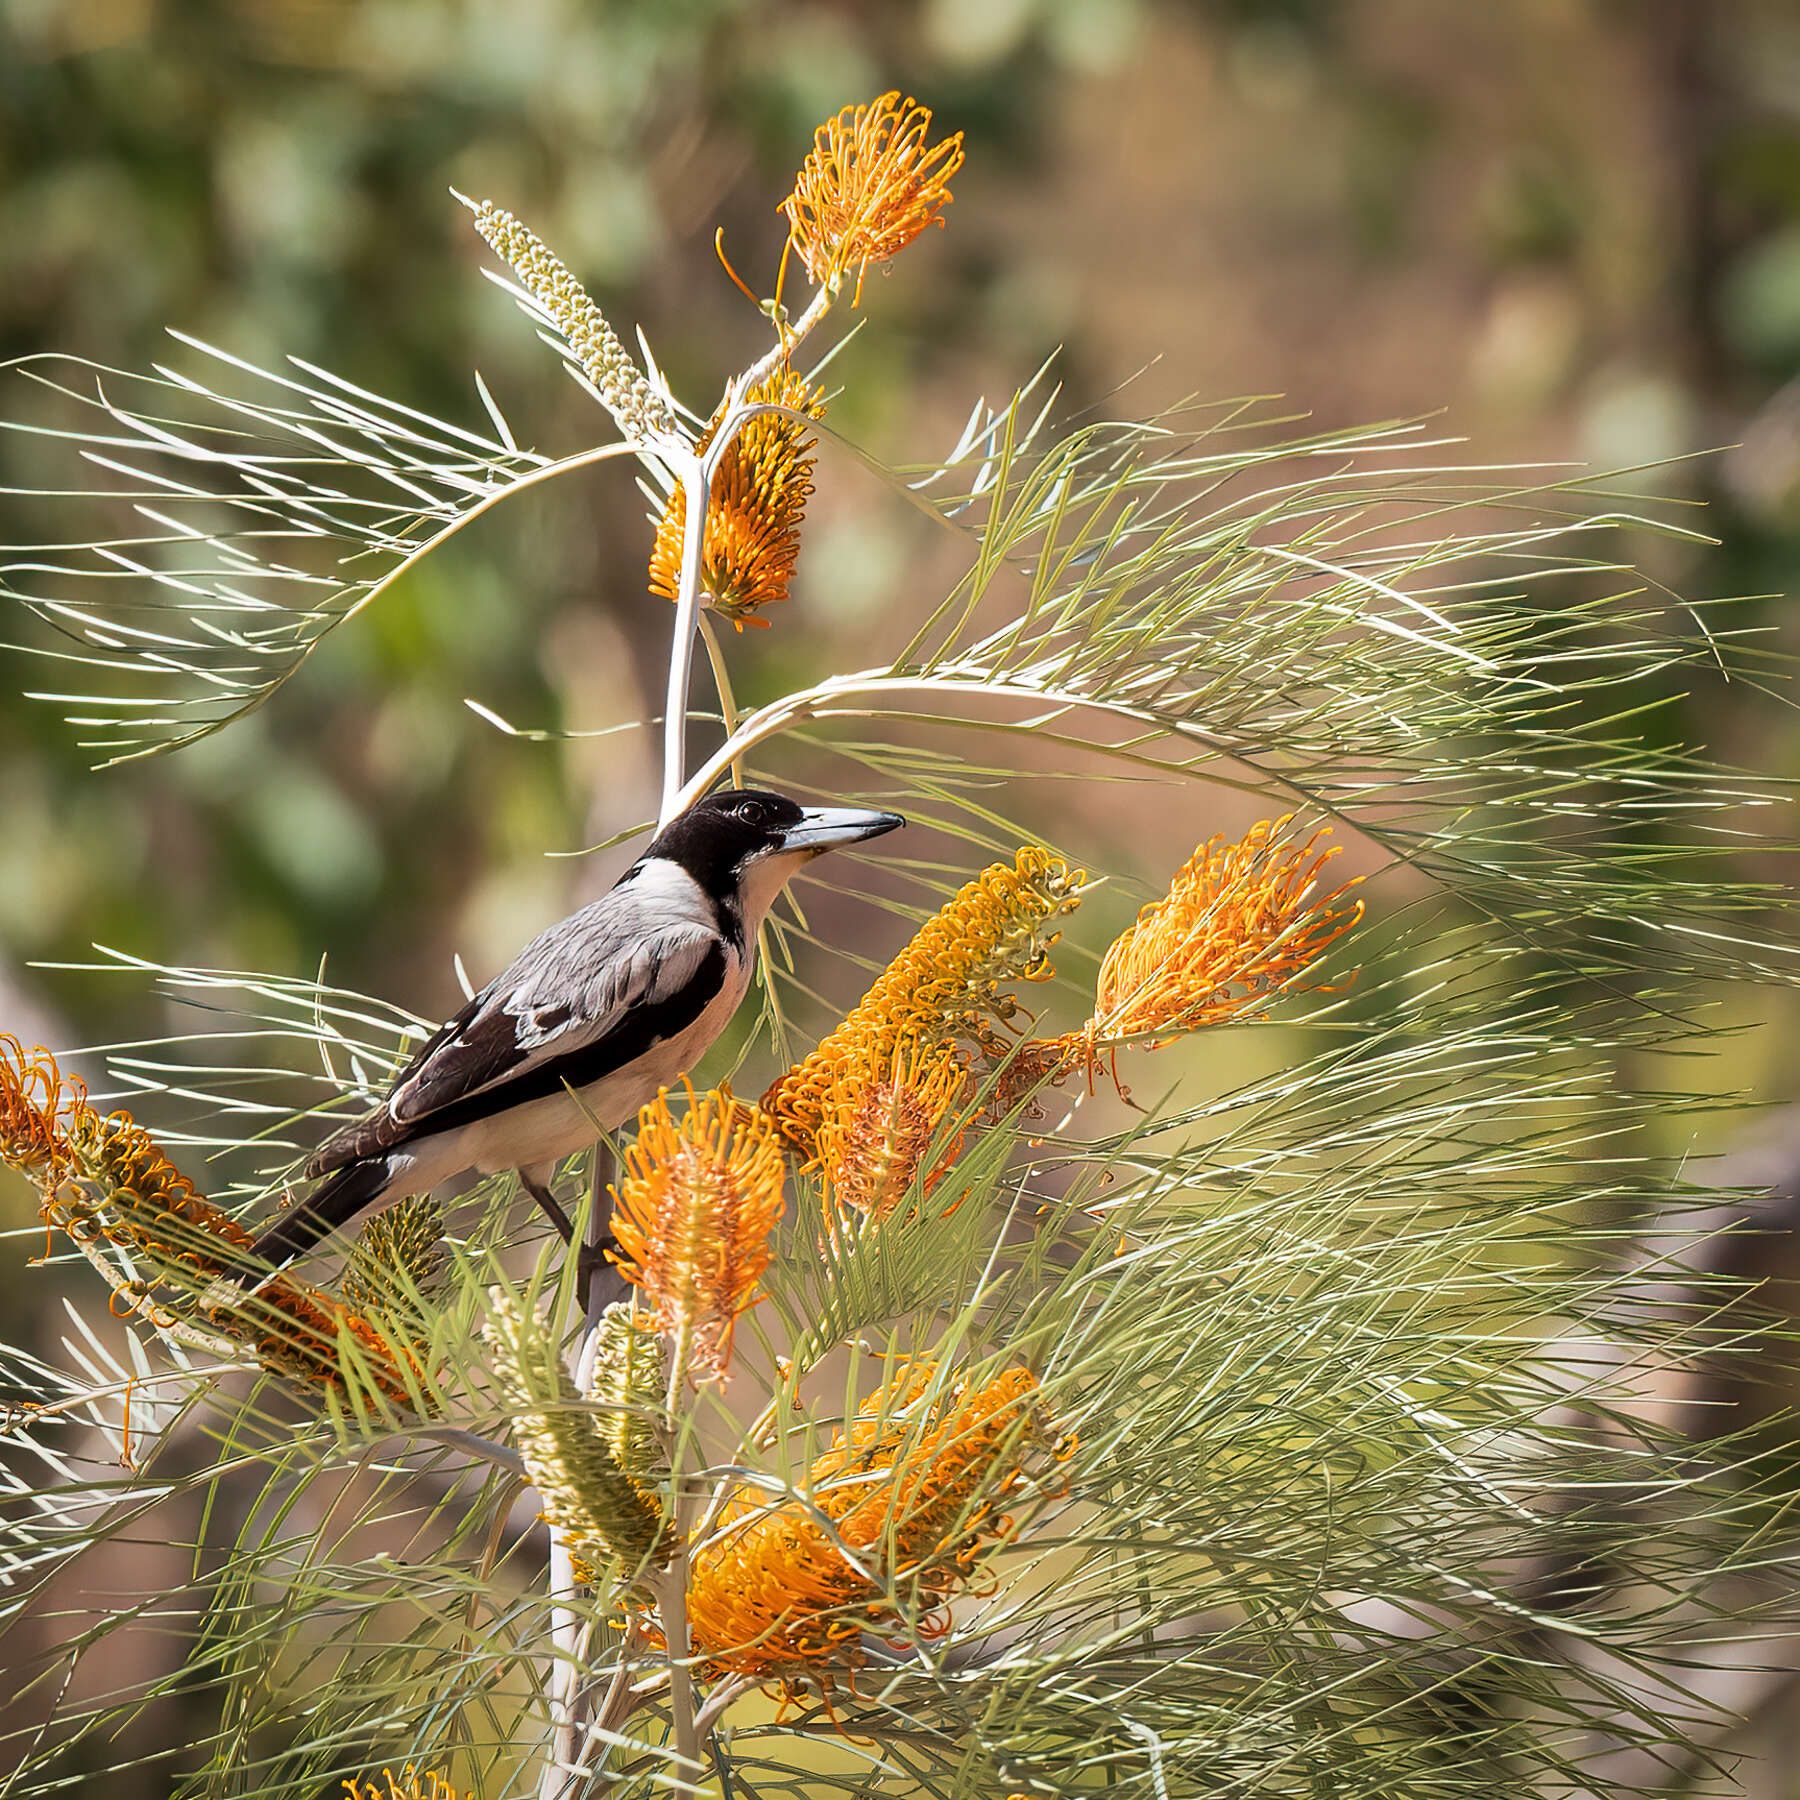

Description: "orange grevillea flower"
245 1275 426 1410
762 847 1086 1166
1009 817 1363 1099
609 1084 786 1383
647 363 827 630
1089 816 1361 1043
782 92 965 305
815 1038 969 1221
3 1037 422 1405
687 1359 1050 1690
342 1771 466 1800
0 1034 64 1180
4 1033 256 1281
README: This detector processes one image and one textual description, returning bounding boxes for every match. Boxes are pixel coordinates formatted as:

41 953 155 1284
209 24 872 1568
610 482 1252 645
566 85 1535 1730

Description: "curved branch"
670 667 1240 813
104 438 645 766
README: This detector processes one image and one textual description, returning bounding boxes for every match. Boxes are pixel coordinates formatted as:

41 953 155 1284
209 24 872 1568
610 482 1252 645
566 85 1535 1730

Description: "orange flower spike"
342 1771 468 1800
686 1360 1049 1692
609 1084 786 1383
881 1367 1042 1567
249 1275 422 1409
0 1034 68 1182
762 846 1085 1162
1089 816 1363 1048
4 1037 421 1401
783 92 966 305
817 1039 970 1221
4 1034 257 1281
647 362 827 630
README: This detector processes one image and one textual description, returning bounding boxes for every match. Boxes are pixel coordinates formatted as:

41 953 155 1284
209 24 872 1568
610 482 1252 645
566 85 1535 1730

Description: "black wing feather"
303 996 523 1177
303 942 729 1172
397 942 727 1139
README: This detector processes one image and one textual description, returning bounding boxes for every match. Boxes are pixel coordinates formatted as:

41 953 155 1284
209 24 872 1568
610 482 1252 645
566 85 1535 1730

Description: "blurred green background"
4 0 1797 1070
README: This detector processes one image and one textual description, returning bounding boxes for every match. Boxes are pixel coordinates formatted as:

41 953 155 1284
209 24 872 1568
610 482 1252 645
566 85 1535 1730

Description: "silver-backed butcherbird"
216 788 903 1299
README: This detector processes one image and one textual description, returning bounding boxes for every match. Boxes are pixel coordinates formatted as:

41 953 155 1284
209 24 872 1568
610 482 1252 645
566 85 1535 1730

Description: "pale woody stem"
650 1559 701 1783
540 1159 615 1798
543 423 742 1792
660 448 713 827
657 401 806 823
738 278 837 392
540 1542 583 1800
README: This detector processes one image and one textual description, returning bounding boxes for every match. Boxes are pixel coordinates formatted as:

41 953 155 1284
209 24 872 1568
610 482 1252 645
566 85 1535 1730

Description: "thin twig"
413 1424 527 1476
696 612 745 787
740 280 837 391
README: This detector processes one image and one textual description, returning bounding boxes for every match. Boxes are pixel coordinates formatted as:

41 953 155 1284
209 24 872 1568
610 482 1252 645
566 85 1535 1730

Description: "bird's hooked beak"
779 804 906 855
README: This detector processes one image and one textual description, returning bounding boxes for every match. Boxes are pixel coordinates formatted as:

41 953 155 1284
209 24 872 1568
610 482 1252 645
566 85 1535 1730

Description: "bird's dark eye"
736 800 771 828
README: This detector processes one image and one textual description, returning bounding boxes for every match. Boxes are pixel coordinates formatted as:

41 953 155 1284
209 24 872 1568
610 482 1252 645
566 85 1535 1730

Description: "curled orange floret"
686 1360 1051 1690
782 92 965 305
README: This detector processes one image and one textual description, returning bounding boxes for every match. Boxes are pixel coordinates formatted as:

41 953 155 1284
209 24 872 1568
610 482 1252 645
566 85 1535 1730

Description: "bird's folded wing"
306 917 722 1174
393 920 721 1124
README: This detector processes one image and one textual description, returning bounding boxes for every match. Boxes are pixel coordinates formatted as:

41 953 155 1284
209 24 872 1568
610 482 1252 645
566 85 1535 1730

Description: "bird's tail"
217 1154 397 1292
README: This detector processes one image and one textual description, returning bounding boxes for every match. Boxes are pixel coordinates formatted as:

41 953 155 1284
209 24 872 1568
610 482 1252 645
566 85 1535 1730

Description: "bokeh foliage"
5 0 1800 1077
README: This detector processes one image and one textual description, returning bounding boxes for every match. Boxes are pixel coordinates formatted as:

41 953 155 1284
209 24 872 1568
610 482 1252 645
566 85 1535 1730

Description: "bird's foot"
574 1233 623 1311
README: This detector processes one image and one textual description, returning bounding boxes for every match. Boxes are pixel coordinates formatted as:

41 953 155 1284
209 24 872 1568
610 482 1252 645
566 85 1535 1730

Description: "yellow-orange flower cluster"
2 1036 423 1408
246 1278 424 1410
815 1038 969 1222
687 1359 1050 1689
647 363 827 631
782 93 965 305
608 1084 786 1383
762 847 1086 1174
1009 817 1363 1100
342 1771 466 1800
1091 816 1361 1041
7 1036 258 1283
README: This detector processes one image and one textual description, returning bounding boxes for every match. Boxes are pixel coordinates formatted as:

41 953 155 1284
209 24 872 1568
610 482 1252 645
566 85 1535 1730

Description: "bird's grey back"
306 860 729 1174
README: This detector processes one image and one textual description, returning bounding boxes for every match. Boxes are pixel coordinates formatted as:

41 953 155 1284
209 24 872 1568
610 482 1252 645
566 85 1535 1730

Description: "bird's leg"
518 1167 617 1310
519 1167 578 1244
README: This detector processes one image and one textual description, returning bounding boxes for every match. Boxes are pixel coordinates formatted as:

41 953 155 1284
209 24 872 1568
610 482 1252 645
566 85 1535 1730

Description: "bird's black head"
640 787 905 934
